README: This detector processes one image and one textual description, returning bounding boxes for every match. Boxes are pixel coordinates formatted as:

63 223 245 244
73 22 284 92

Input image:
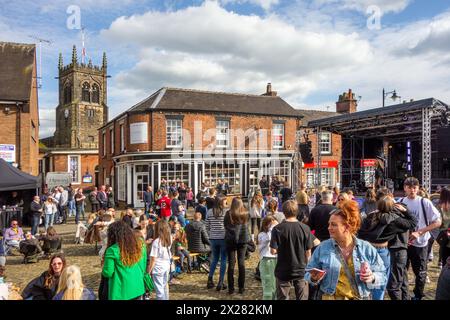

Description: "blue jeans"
209 239 227 282
68 200 76 216
31 215 40 235
372 247 390 300
44 214 54 230
75 205 85 224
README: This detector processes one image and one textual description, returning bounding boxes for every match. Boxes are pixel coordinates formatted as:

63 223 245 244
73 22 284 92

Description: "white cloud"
220 0 280 11
313 0 412 14
101 1 372 107
39 108 56 138
101 0 450 116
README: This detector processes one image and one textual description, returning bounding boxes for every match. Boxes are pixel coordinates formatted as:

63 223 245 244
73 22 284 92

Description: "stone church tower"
54 45 108 148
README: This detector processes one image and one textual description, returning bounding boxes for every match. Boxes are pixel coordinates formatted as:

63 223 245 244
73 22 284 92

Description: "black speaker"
437 127 450 157
299 141 314 163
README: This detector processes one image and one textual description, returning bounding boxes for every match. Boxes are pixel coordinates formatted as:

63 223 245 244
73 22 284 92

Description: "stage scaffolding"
309 98 450 192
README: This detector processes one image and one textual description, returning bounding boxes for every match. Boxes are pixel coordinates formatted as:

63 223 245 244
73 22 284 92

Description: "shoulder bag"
335 246 363 300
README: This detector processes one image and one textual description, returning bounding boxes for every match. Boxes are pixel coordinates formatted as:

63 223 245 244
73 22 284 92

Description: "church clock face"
64 109 69 119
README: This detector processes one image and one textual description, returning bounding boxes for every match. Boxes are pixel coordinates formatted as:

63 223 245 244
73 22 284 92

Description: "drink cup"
360 261 370 281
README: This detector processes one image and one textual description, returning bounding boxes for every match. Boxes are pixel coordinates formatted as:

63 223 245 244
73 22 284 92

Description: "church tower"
54 46 108 148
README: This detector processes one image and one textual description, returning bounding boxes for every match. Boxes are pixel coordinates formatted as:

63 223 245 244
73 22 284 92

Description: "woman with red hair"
305 200 386 300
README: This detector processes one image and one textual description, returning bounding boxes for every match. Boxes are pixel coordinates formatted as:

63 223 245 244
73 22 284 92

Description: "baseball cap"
404 177 420 187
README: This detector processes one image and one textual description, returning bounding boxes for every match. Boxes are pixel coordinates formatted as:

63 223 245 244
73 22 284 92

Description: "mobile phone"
305 268 326 274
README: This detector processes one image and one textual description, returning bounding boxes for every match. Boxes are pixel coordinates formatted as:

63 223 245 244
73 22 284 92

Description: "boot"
216 280 227 291
207 276 214 289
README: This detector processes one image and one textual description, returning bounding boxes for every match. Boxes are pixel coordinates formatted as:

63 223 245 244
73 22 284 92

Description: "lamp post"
382 88 401 107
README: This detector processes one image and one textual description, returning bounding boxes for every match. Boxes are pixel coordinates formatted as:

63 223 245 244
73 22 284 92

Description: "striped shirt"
206 208 226 240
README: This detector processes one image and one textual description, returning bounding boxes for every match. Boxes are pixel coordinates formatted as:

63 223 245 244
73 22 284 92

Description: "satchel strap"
335 244 361 300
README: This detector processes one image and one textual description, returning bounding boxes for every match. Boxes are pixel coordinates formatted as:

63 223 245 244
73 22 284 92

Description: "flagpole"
81 27 86 64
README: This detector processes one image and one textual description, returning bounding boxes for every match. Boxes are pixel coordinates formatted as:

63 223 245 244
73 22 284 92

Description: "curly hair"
332 200 361 235
107 221 143 266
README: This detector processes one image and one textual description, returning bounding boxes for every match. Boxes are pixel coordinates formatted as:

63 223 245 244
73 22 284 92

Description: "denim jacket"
304 237 386 299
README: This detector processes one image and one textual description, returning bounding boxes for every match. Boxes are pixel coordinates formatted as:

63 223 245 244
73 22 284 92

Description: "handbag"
98 275 109 300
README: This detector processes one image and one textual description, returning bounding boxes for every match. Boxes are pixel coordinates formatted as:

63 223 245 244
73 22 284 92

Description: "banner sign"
361 159 377 167
303 160 338 168
130 122 148 144
0 144 15 163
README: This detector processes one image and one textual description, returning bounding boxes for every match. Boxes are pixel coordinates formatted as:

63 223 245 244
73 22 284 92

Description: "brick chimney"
262 82 277 96
336 89 357 113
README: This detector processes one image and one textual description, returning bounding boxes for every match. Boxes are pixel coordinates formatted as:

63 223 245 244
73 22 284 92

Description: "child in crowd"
258 215 278 300
148 220 173 300
186 188 194 210
173 222 192 273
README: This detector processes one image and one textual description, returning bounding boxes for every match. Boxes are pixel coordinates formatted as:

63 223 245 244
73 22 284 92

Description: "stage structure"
308 98 450 192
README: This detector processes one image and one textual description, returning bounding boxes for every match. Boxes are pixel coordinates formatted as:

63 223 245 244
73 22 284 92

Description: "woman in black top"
40 226 62 258
358 193 417 300
22 253 67 300
224 197 250 295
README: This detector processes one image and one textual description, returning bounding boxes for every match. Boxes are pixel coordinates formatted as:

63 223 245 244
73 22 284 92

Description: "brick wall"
300 131 342 186
47 153 99 189
0 59 39 176
98 110 300 186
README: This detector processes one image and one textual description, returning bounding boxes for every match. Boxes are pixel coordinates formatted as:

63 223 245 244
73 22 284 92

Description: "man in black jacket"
96 185 108 210
259 176 269 196
185 212 210 254
143 186 154 216
30 196 43 236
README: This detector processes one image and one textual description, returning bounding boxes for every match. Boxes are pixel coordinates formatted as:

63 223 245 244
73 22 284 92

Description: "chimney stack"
262 82 277 97
336 89 357 114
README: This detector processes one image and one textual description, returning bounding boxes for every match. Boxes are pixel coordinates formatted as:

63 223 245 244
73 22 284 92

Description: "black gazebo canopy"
0 158 39 191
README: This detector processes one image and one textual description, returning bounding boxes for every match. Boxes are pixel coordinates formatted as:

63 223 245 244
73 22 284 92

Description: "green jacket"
102 242 147 300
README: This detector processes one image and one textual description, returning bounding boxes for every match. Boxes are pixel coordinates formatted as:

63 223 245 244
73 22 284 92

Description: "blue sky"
1 0 450 138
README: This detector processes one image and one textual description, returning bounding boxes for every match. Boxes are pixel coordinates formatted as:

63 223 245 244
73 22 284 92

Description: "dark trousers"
407 245 428 299
75 205 84 225
227 243 247 290
91 203 99 213
276 277 309 300
186 200 194 209
144 202 152 215
387 248 409 300
31 215 40 235
250 217 261 235
61 205 68 223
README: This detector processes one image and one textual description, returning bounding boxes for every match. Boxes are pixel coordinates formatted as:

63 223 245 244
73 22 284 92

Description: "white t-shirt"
150 238 172 274
257 228 276 259
401 196 441 247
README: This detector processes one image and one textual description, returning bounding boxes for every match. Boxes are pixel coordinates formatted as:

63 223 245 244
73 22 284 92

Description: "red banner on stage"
361 159 377 167
304 160 338 168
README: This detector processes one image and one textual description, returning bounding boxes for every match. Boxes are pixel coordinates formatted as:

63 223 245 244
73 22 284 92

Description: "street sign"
46 172 72 190
0 144 15 163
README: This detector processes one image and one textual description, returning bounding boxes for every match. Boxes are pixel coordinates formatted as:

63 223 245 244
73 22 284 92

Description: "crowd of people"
0 175 449 300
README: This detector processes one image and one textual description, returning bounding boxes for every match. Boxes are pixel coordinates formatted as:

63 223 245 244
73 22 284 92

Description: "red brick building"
300 89 359 188
99 85 302 208
40 46 108 190
0 42 39 176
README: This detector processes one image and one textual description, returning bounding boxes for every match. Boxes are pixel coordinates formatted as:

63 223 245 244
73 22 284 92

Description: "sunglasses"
51 262 63 266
